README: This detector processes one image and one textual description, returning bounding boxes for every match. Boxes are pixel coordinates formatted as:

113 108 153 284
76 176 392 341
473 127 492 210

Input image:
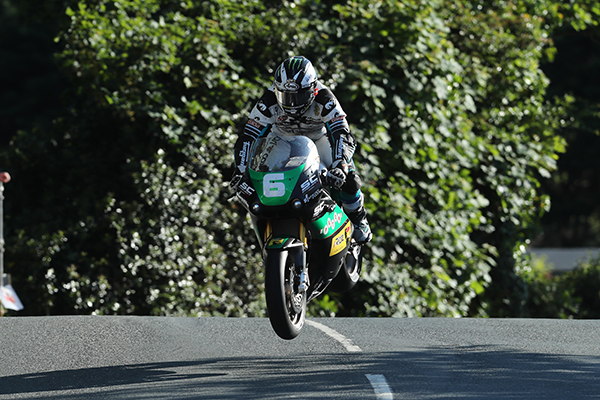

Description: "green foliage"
516 254 565 318
443 1 571 316
307 0 498 317
559 255 600 318
298 0 570 317
2 0 285 316
518 253 600 319
1 0 598 318
535 1 600 247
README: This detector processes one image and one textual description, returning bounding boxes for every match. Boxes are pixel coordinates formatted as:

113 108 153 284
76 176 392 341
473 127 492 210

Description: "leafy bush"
0 0 598 317
559 256 600 318
518 251 600 319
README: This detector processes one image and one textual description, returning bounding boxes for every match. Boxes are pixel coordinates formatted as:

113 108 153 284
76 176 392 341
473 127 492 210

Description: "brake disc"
291 292 304 314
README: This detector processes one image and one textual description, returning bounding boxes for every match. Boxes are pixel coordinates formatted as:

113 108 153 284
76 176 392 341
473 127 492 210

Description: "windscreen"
250 134 317 173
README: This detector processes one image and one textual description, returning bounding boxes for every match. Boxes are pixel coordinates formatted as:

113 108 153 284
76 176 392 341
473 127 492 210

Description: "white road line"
307 320 395 399
305 320 362 352
366 374 394 399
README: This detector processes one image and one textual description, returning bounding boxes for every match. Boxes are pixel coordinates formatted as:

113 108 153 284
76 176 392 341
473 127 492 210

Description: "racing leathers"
233 81 372 243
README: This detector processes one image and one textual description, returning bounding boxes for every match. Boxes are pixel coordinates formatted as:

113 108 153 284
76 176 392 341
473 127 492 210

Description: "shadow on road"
1 345 599 399
384 345 600 399
0 360 226 398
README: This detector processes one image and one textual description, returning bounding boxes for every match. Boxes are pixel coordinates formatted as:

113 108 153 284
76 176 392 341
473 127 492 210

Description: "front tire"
265 249 306 340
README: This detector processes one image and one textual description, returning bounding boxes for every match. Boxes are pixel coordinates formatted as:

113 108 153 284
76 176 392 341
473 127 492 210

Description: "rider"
231 55 372 244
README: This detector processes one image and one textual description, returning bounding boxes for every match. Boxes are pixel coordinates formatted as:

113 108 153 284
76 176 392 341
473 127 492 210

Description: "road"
1 316 600 399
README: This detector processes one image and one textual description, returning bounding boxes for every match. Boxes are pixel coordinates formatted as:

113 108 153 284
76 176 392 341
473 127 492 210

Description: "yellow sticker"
268 238 286 247
329 222 350 256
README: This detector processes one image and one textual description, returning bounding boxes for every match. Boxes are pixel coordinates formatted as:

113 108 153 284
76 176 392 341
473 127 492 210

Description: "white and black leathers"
234 81 356 174
233 80 372 244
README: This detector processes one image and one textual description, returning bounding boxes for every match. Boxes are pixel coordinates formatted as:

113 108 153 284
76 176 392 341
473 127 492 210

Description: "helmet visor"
274 87 314 110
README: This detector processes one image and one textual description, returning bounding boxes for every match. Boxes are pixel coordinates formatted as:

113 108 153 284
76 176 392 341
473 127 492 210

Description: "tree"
0 0 586 318
298 0 568 317
2 0 297 315
536 3 600 247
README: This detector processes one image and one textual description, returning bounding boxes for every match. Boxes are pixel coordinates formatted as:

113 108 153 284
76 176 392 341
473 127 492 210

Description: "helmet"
273 56 318 116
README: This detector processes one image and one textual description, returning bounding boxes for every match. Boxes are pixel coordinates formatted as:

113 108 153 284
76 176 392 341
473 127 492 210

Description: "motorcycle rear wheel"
265 249 306 340
328 241 363 293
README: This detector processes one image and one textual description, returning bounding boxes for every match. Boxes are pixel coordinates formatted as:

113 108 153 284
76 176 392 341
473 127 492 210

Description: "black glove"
323 167 346 190
230 167 244 191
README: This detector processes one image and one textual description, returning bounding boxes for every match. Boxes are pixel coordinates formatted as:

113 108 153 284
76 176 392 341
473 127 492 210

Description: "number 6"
263 173 286 198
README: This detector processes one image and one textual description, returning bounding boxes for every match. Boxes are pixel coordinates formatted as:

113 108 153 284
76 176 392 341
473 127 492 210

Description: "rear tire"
265 249 306 340
328 242 363 293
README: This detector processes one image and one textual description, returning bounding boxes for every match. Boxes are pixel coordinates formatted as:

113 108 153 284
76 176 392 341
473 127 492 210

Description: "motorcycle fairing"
248 134 322 209
309 203 350 240
329 221 352 256
249 164 305 207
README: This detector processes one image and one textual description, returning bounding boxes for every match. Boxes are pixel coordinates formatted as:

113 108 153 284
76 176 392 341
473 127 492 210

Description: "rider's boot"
348 207 372 244
343 192 372 244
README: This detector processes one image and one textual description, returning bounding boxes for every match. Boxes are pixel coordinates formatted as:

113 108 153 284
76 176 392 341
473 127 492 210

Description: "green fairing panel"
311 204 348 239
249 164 305 206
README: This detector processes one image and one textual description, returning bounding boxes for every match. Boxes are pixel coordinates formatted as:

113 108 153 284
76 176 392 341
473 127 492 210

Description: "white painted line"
366 374 394 399
305 320 362 352
306 321 395 399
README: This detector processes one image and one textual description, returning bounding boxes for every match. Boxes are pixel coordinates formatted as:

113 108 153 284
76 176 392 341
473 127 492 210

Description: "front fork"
262 219 309 294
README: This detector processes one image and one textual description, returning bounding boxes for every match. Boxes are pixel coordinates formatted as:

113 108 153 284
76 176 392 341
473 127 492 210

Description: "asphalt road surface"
1 316 599 399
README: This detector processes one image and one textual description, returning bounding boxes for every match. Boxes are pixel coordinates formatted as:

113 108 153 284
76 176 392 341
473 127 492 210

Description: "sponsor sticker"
304 188 322 204
282 81 300 91
329 221 350 256
238 182 255 196
301 173 319 193
267 238 286 248
248 119 262 128
239 142 251 166
319 212 343 236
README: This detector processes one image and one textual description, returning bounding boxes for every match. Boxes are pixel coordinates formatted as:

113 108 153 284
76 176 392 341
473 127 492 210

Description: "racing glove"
322 167 346 190
230 166 245 191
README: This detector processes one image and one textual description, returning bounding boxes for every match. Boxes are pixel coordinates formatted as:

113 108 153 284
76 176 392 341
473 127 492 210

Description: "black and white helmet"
273 56 318 117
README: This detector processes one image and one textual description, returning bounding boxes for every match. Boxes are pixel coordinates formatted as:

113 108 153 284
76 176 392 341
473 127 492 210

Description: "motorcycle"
235 133 364 340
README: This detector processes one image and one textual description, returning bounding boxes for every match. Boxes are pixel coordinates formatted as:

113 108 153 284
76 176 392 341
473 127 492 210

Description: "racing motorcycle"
234 133 365 340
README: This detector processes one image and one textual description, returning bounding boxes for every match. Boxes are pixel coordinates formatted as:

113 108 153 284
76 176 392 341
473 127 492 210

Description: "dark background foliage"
1 0 599 318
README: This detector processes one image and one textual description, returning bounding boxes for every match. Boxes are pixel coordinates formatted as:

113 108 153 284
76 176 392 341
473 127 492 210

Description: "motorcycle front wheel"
265 249 306 340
